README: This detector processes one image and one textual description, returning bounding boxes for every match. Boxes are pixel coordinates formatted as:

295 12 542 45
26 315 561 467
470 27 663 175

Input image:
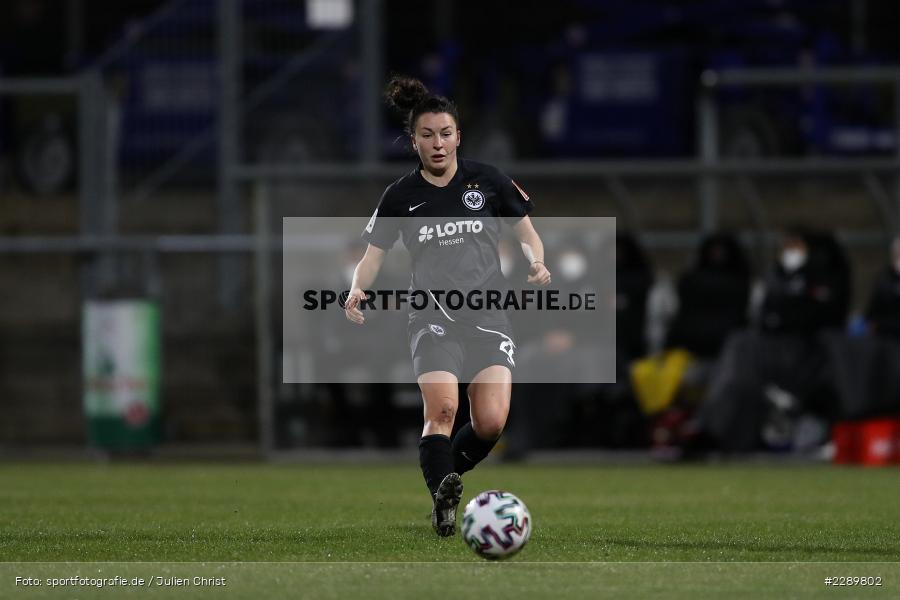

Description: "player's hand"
527 261 551 287
343 288 367 325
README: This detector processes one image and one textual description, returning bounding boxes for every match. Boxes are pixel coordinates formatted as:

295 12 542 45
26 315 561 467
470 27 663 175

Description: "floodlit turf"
1 463 899 598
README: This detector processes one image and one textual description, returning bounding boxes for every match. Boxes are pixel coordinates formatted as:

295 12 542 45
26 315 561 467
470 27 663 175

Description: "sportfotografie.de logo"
304 288 598 312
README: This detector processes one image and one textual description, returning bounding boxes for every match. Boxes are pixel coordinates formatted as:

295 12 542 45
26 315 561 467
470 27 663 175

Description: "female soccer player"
344 76 551 537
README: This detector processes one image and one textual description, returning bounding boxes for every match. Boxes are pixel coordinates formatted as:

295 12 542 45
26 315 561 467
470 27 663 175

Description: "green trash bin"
82 299 162 449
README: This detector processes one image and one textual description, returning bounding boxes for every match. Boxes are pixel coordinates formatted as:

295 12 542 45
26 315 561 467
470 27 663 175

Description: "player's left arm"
513 216 551 286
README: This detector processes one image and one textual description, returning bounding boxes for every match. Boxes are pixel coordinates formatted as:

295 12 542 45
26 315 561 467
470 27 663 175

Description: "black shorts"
408 318 516 382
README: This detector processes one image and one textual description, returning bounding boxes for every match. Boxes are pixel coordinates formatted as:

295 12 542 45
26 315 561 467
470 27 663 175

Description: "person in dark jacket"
865 238 900 338
816 237 900 423
666 233 751 358
616 233 654 361
758 228 850 335
651 234 751 456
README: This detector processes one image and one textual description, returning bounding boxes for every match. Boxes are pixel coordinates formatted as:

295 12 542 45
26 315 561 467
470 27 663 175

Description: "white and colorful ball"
461 490 532 560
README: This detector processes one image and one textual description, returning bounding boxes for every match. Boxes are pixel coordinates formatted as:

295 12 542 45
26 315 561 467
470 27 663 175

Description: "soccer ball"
461 490 532 560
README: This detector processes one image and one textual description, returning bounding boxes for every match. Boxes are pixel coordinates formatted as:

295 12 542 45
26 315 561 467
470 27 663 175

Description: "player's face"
412 112 460 174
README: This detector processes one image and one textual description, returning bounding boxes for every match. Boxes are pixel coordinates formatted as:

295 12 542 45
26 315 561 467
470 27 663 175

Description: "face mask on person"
558 252 588 281
781 249 807 272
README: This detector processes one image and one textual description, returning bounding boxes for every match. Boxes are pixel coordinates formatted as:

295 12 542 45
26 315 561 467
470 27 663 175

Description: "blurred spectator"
696 227 848 453
806 229 852 328
818 238 900 424
759 227 850 335
608 233 657 447
666 233 752 357
643 233 751 456
865 238 900 338
616 233 654 360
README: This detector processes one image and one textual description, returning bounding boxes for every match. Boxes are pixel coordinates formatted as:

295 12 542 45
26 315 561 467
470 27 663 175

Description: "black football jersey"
362 158 532 326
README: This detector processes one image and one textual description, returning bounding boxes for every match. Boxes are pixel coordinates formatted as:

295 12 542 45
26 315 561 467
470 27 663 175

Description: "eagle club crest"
462 187 485 211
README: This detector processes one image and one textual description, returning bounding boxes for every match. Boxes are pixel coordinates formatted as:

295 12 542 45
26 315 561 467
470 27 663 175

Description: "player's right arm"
344 244 387 325
350 182 401 324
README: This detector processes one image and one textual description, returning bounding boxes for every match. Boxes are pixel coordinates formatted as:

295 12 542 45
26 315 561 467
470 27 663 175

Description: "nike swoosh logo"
409 202 427 212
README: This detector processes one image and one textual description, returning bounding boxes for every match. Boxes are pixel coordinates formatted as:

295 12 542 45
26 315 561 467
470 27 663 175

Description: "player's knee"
473 416 505 441
427 399 457 426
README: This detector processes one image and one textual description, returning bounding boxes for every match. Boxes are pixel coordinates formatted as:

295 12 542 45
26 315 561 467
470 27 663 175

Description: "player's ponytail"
384 75 460 137
384 75 429 119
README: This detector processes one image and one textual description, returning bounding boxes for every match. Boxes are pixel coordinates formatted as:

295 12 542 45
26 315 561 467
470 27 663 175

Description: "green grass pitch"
2 463 899 599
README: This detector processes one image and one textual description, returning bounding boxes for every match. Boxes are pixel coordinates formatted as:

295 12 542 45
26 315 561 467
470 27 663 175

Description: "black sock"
452 422 499 475
418 434 454 496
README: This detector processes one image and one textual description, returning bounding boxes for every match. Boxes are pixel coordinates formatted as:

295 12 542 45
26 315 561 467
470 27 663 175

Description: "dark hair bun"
384 75 429 117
